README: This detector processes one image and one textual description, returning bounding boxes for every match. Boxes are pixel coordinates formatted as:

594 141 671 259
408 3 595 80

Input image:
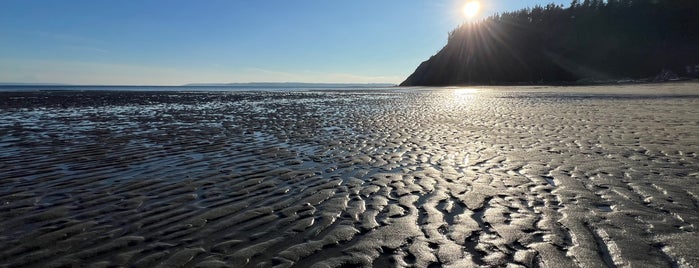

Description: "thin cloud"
0 59 400 85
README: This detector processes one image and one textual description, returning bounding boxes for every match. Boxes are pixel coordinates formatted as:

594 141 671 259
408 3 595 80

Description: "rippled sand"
1 83 698 267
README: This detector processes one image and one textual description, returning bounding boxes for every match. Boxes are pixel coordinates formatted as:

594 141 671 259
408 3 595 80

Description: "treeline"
401 0 699 86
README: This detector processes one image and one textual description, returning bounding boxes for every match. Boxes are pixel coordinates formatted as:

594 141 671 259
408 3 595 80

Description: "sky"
0 0 570 85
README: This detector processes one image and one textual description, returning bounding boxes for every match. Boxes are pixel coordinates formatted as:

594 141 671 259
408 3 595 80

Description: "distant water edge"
0 84 397 92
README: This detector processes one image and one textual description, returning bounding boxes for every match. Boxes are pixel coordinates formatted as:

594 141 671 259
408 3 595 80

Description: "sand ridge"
1 84 698 267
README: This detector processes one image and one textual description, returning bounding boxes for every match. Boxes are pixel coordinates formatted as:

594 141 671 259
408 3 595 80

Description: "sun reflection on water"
453 88 480 97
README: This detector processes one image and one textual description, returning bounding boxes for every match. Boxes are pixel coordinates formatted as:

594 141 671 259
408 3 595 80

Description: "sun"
463 1 481 19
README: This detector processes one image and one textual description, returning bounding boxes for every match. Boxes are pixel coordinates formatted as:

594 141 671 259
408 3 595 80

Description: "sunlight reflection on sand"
1 83 698 267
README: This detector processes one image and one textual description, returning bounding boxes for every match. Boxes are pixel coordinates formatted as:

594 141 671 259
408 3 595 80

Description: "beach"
1 83 698 267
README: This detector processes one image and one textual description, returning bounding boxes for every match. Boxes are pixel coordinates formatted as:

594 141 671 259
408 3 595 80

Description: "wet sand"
1 83 698 267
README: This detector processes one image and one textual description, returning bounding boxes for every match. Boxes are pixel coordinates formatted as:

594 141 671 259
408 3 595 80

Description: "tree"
400 0 699 86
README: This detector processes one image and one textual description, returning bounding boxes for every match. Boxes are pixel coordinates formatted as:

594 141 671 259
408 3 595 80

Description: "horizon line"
0 82 399 87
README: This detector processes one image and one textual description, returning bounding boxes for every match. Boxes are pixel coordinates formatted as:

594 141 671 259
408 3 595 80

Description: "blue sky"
0 0 570 85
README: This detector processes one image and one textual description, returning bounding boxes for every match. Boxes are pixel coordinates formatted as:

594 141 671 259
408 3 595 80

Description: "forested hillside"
401 0 699 86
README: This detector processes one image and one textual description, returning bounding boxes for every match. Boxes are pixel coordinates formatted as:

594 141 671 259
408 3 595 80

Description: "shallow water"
1 83 698 267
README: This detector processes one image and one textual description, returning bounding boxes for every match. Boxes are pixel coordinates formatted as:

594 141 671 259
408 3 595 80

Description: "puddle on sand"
597 204 613 212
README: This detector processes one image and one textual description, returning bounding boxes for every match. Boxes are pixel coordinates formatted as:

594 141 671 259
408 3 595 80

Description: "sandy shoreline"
1 84 698 267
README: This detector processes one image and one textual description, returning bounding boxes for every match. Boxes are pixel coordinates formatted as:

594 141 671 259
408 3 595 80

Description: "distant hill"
401 0 699 86
183 82 396 88
0 83 68 86
0 82 397 88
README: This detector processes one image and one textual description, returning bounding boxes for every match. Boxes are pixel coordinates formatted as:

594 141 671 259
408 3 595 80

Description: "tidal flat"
1 83 698 267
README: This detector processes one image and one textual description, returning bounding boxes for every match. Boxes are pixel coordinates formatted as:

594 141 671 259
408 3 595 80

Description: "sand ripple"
1 84 698 267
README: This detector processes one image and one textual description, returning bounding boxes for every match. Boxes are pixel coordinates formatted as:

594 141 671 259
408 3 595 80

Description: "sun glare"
453 88 479 103
463 1 481 19
454 88 479 96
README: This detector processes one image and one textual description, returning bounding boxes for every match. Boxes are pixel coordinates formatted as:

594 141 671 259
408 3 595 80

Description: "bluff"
401 0 699 86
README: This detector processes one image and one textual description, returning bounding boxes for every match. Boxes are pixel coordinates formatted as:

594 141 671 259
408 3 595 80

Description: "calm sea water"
0 85 398 92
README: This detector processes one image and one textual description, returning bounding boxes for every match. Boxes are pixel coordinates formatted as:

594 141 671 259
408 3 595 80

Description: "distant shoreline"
1 80 695 91
0 83 399 92
397 78 699 88
182 82 396 88
0 82 397 88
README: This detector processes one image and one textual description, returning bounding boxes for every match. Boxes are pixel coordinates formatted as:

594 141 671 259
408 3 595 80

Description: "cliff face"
401 55 457 87
401 1 699 86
